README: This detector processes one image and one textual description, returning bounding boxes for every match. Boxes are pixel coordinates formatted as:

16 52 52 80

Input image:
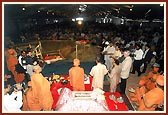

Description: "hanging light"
78 20 82 25
76 17 83 21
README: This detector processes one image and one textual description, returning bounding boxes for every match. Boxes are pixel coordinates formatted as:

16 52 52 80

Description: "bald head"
73 58 80 67
8 49 14 55
33 65 42 73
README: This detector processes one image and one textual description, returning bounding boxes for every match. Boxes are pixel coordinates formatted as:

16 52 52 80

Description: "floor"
125 65 153 111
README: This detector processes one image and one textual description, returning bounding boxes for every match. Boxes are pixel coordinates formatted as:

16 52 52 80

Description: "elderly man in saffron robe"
138 75 164 111
129 63 161 106
69 58 85 91
31 65 53 111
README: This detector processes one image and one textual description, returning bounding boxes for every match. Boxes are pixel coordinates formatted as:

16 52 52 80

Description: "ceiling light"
22 7 25 11
76 17 83 21
78 20 82 25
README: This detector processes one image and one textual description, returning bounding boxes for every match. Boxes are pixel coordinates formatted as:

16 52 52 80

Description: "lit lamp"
78 20 82 25
76 17 83 25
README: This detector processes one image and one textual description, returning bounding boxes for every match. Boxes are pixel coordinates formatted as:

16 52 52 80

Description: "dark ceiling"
4 3 164 21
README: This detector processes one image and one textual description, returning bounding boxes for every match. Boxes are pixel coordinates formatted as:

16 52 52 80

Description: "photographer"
4 83 23 111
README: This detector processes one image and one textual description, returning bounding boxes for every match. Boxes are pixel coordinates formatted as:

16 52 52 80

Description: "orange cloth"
145 74 160 91
156 75 164 86
138 76 146 86
31 73 53 111
138 88 164 111
146 71 155 79
13 72 25 83
6 54 18 72
129 71 160 106
6 53 24 83
69 66 85 91
22 88 42 111
138 71 154 86
129 86 147 106
138 71 160 91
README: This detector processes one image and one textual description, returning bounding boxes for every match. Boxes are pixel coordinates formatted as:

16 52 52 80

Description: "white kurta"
4 91 23 112
90 63 108 90
133 49 144 60
120 56 133 79
103 46 116 71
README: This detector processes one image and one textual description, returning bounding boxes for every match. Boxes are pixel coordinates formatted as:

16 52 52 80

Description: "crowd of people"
3 21 164 112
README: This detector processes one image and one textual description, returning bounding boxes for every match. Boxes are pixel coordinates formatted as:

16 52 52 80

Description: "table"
50 75 128 111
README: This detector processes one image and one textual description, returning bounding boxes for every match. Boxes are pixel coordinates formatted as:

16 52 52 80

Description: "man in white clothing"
102 42 116 71
3 83 23 112
131 43 144 76
120 49 133 94
89 57 108 90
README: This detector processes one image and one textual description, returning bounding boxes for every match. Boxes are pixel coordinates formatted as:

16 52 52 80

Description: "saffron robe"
138 88 164 111
31 73 53 111
22 88 42 111
69 66 85 91
6 54 25 83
